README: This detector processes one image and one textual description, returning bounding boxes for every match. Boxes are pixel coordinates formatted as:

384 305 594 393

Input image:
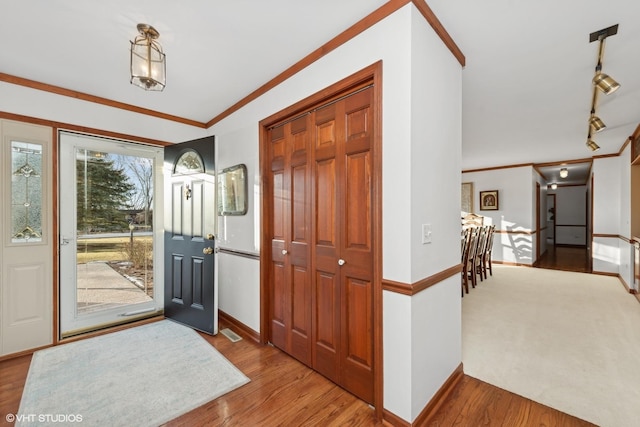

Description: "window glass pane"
174 150 204 174
75 149 155 312
11 141 43 243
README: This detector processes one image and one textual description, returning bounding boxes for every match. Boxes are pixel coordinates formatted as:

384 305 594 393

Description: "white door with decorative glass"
58 132 163 337
1 120 53 356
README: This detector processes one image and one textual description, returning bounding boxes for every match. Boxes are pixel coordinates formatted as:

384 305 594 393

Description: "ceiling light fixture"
586 139 600 152
585 24 619 151
130 24 166 91
551 183 558 190
559 168 568 178
589 115 606 133
593 73 620 95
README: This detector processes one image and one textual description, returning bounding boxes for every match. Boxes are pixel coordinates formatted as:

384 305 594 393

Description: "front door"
163 136 217 334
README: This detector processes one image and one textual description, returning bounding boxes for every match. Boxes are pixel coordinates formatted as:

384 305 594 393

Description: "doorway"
260 63 382 409
59 132 164 337
547 193 556 246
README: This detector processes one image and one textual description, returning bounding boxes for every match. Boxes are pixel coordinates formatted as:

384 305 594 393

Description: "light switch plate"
422 224 432 244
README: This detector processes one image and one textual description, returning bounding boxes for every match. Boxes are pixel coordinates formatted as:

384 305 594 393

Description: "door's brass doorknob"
203 247 214 255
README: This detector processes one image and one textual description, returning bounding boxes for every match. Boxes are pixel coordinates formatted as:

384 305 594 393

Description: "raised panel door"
268 116 312 366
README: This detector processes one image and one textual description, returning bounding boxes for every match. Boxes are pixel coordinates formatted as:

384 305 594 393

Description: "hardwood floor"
0 320 594 427
427 376 594 427
536 244 591 273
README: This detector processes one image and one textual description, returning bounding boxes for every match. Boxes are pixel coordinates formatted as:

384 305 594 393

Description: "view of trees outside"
115 155 154 228
75 150 155 299
76 151 154 233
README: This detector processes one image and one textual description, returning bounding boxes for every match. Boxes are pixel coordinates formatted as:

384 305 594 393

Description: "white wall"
209 4 462 422
462 166 534 265
0 82 209 144
619 145 633 289
592 156 622 274
407 6 462 420
547 186 587 246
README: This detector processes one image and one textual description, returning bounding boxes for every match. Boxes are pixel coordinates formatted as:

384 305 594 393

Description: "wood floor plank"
0 320 594 427
536 245 590 273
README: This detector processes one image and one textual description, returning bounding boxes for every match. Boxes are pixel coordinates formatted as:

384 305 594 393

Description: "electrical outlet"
422 224 432 244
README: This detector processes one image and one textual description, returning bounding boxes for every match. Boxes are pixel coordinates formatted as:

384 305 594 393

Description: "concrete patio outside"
76 261 152 315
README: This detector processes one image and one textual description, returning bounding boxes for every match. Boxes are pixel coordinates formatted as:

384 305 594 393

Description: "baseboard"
0 315 164 362
218 309 260 343
0 343 51 363
382 409 410 427
592 270 620 277
382 363 464 426
413 363 464 425
615 274 634 294
591 272 639 296
494 261 533 267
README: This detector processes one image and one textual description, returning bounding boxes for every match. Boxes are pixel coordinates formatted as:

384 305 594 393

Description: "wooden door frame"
259 61 383 417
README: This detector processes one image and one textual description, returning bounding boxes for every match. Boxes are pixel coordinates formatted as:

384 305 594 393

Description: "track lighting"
585 24 620 152
559 168 568 178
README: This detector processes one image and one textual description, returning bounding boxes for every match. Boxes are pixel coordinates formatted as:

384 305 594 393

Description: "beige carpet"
462 265 640 427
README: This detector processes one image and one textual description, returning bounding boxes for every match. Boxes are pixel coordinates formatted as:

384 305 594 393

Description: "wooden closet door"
268 116 313 366
313 87 374 403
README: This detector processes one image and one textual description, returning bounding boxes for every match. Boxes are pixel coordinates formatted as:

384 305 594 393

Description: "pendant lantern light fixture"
130 24 166 91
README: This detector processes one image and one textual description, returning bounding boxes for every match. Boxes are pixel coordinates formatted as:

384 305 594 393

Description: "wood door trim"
259 61 383 417
382 264 462 296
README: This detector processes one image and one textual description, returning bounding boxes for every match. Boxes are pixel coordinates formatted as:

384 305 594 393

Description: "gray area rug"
463 265 640 427
17 320 249 426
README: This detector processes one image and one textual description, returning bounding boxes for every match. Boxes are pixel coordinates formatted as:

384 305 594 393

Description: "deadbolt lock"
207 233 215 240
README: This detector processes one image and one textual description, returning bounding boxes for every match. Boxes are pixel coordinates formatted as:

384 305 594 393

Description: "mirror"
218 164 248 215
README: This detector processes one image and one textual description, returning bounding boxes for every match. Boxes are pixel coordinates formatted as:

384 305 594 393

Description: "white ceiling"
1 1 639 184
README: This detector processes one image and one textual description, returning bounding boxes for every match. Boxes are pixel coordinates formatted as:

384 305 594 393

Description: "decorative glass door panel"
11 141 43 243
59 132 163 337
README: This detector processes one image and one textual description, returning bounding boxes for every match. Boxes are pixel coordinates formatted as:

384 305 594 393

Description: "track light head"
586 139 600 152
593 72 620 95
589 115 606 132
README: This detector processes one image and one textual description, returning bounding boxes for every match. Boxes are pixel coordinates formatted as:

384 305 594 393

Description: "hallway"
536 245 591 273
